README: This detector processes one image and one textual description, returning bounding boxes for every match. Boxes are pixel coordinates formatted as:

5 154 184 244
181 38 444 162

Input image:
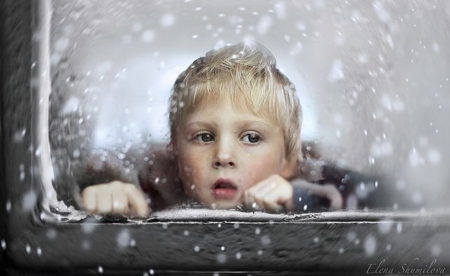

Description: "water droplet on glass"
431 245 441 256
73 149 80 158
257 15 273 35
364 235 377 257
141 30 155 43
346 232 356 242
236 252 242 259
396 223 403 233
46 229 57 240
22 191 37 212
6 201 11 213
160 13 176 27
378 219 393 234
82 220 97 234
261 235 271 246
117 229 131 248
412 192 422 204
130 239 136 247
216 253 227 264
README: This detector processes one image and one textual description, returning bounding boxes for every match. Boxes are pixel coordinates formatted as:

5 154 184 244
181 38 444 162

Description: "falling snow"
13 3 447 269
161 13 176 27
22 190 37 212
327 59 344 82
364 235 377 257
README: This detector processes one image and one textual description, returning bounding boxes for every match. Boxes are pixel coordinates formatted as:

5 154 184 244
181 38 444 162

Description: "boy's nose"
213 154 236 168
213 142 236 169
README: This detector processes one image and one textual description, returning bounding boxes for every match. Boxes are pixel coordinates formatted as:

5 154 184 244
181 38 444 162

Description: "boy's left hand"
243 175 294 212
243 174 343 212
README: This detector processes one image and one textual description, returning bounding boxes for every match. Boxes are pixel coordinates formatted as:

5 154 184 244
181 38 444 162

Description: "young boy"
79 42 343 217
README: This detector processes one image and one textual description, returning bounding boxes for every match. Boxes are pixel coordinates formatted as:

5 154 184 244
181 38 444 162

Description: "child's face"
174 97 295 209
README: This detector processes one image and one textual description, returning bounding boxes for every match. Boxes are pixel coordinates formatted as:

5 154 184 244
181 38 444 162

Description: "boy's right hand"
81 181 150 217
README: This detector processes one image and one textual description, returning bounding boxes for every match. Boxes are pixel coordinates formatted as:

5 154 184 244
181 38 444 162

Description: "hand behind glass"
81 181 150 217
243 175 343 212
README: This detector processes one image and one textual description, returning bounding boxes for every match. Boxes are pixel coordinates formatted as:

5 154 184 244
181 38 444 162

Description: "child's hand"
81 181 150 217
293 181 343 210
243 175 295 212
243 175 343 212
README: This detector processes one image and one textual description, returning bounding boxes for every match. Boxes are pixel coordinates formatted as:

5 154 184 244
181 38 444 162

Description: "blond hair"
169 41 302 160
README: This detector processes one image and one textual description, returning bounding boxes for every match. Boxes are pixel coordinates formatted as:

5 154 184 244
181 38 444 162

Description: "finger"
261 183 293 212
252 180 276 200
112 189 130 214
255 183 281 211
261 194 284 212
81 187 98 213
96 188 113 214
247 187 279 211
243 189 261 210
244 176 278 209
125 185 150 217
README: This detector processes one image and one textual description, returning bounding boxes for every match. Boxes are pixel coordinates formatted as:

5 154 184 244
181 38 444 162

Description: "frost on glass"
47 0 450 212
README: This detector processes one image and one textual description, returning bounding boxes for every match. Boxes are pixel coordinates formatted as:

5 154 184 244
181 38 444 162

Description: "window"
2 0 450 275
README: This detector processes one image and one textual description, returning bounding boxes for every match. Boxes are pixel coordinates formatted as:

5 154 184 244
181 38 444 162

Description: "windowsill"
6 207 450 275
51 205 450 223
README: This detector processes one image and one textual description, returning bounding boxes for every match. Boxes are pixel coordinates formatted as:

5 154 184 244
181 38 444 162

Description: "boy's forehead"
188 94 279 125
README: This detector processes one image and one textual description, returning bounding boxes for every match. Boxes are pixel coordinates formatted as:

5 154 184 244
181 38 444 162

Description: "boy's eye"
242 133 261 144
194 133 214 142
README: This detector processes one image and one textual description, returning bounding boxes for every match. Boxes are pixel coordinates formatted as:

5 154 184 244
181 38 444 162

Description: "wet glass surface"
44 0 450 211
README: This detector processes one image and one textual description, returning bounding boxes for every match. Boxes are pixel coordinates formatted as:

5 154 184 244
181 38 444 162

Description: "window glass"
45 0 450 215
2 1 450 273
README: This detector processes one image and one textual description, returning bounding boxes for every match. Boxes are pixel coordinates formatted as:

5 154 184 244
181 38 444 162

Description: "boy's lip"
212 178 238 199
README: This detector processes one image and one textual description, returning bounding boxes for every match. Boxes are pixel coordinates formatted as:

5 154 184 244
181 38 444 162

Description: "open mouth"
212 179 238 199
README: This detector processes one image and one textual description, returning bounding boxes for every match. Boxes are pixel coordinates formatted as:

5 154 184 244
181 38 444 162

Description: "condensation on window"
32 0 450 213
